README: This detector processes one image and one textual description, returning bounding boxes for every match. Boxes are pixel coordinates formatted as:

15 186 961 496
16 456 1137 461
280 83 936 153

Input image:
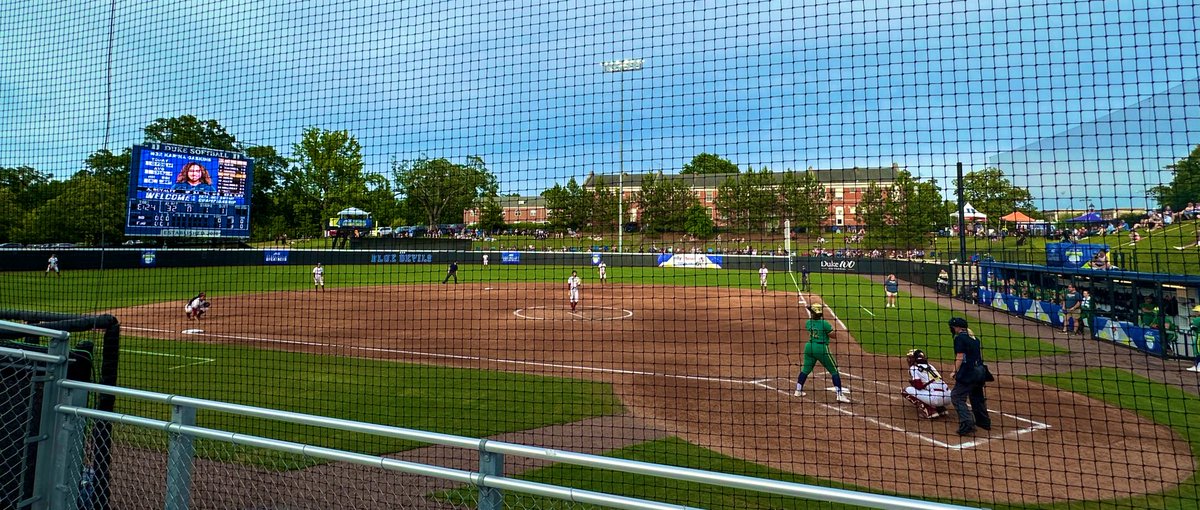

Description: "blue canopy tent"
1066 211 1104 223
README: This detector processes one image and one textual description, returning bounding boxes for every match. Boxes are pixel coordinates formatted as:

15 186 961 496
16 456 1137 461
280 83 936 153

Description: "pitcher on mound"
568 270 582 311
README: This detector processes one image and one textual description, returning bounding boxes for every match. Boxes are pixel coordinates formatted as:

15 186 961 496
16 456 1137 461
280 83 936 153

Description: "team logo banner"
264 250 289 264
502 252 521 264
656 254 723 268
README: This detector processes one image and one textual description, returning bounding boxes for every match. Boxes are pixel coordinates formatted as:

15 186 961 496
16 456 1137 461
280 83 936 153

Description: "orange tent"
1000 211 1036 223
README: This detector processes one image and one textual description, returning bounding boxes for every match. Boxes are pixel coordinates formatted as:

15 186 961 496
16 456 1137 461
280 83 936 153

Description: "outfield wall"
0 248 946 281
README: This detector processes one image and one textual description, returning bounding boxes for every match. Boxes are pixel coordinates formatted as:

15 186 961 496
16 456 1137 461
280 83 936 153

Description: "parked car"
377 226 393 237
0 242 24 248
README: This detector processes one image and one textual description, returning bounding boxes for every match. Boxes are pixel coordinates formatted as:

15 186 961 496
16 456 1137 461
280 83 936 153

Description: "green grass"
439 436 884 509
809 274 1065 361
106 335 622 459
1013 368 1200 509
1 265 1063 362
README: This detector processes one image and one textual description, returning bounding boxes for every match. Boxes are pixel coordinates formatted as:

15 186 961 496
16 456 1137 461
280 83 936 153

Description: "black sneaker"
957 426 976 436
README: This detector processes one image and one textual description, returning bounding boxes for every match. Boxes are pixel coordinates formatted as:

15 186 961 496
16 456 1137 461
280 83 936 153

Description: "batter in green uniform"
793 303 851 403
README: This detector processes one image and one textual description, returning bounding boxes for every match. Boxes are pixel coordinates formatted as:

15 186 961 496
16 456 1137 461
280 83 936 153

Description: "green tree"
861 171 946 248
14 175 124 245
1149 144 1200 211
280 128 369 236
543 178 590 231
244 145 288 240
392 156 497 229
681 153 739 175
683 204 716 238
144 115 238 151
587 177 618 233
0 189 19 242
778 169 830 232
714 168 778 232
476 195 507 232
0 166 53 207
956 167 1036 219
636 173 699 234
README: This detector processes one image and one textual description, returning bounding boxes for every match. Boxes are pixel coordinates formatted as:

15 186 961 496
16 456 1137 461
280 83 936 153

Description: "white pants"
905 385 951 407
314 275 324 286
569 289 580 303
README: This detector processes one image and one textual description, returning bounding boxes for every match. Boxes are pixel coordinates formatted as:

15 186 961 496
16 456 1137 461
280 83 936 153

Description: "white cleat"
835 393 851 403
1187 365 1200 373
793 390 806 397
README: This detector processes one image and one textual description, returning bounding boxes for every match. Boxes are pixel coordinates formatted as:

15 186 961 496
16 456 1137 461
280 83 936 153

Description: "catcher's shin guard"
902 393 930 417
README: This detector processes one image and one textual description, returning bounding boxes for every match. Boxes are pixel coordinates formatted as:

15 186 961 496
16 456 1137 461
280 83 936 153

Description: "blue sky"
2 0 1197 210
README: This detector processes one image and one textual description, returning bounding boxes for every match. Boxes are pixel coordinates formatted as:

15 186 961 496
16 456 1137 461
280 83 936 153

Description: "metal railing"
2 319 982 510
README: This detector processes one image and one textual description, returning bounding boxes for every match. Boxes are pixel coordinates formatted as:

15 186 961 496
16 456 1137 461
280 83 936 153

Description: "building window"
834 187 844 199
515 210 522 218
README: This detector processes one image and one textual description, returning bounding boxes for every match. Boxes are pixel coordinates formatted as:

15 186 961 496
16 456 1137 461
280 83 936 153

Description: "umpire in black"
949 317 992 435
442 261 458 284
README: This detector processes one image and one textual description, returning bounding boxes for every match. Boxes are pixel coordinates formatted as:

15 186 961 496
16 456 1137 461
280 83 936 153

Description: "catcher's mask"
906 349 927 365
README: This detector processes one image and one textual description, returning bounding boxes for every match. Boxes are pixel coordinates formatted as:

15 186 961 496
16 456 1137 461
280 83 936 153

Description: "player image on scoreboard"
125 143 254 239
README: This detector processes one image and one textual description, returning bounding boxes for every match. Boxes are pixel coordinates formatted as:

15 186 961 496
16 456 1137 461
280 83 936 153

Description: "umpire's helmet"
906 349 927 365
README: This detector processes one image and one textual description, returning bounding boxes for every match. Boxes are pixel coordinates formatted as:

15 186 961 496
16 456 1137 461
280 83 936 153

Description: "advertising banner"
502 252 521 264
264 250 289 264
1046 243 1108 268
656 254 723 268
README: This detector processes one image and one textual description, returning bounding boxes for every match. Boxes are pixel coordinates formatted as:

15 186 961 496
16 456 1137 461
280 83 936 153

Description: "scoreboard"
125 143 254 238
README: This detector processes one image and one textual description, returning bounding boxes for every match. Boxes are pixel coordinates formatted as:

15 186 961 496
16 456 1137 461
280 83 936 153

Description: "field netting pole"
782 218 792 274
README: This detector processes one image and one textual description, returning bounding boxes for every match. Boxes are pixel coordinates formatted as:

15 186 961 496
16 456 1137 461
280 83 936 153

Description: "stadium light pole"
601 58 643 253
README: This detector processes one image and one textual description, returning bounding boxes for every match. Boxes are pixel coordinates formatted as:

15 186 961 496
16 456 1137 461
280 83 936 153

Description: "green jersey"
805 319 833 344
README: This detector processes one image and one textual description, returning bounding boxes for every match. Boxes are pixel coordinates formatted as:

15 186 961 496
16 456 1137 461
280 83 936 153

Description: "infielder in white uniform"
759 263 769 293
568 270 581 311
902 349 950 419
184 292 210 321
482 254 489 266
312 263 325 290
597 261 607 283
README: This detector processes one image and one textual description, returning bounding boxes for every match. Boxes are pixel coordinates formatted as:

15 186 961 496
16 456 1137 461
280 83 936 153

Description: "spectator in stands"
1140 295 1161 327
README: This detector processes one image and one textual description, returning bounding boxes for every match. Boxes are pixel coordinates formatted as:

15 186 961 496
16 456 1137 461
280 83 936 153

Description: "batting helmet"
1193 305 1200 314
809 303 824 315
906 349 927 365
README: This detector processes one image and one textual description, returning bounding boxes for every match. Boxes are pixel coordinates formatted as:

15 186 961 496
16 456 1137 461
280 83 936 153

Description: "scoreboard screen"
125 143 254 238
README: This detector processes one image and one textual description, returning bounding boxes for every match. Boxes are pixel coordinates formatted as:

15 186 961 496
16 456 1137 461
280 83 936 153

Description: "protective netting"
3 1 1200 508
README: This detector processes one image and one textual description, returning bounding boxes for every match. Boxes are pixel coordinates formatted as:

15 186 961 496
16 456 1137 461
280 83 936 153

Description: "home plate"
182 329 204 334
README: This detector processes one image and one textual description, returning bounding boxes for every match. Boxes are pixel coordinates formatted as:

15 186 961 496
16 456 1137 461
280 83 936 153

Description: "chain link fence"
0 353 41 509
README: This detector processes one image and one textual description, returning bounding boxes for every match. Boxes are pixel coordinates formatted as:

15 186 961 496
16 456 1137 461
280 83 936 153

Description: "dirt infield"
113 283 1194 504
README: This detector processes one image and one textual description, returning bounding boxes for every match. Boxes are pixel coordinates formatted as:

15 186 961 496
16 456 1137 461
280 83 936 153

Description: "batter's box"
513 305 634 321
756 375 1052 450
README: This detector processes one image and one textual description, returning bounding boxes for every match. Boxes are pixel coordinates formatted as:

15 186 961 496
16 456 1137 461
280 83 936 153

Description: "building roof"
494 196 546 208
582 166 899 189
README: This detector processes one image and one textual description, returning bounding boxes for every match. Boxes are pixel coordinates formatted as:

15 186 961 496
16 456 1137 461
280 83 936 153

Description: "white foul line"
124 348 215 370
859 306 875 317
125 325 1050 450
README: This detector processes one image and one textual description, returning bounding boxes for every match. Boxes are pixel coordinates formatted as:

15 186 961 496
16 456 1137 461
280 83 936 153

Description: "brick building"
581 165 899 227
462 196 549 225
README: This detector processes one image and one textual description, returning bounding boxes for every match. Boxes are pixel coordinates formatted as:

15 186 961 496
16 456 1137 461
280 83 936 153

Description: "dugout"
976 261 1200 359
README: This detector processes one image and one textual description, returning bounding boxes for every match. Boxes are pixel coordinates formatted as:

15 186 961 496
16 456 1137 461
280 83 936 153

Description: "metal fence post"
49 386 89 510
32 334 70 510
164 404 196 510
478 449 504 510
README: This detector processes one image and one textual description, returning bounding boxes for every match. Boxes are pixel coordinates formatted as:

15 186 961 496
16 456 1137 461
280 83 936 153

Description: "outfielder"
312 263 325 291
46 253 61 277
184 292 210 321
597 260 607 283
568 270 582 311
793 303 851 403
902 349 950 419
759 263 769 293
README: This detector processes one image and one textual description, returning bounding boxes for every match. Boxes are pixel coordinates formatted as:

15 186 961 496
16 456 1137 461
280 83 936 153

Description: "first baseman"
568 270 582 311
184 292 210 320
794 303 850 403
